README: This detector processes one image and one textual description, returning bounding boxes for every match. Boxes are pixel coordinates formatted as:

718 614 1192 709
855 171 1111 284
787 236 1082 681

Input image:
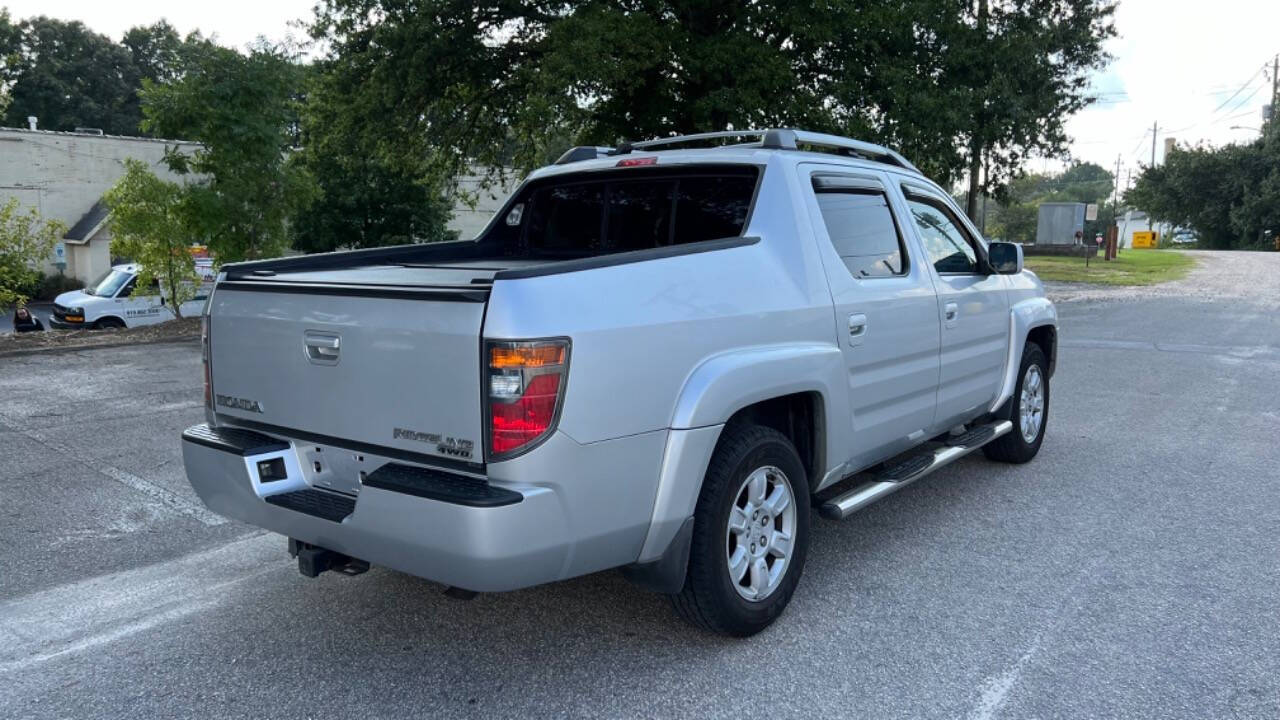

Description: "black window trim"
900 184 991 276
811 173 911 279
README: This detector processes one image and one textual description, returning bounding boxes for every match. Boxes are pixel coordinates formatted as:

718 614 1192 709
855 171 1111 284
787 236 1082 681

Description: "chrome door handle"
944 302 958 323
848 313 868 346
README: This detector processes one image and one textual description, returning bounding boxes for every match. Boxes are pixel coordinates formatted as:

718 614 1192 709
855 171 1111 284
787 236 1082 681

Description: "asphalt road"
2 252 1279 719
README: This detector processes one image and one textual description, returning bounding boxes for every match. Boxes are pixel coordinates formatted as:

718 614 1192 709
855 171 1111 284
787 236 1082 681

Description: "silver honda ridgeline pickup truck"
182 129 1056 636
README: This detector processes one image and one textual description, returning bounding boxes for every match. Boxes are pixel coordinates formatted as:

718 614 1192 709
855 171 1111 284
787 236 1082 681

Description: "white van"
49 263 211 329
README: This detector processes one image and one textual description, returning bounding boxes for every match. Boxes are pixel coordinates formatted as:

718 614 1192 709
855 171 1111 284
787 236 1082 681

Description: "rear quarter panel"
482 156 841 446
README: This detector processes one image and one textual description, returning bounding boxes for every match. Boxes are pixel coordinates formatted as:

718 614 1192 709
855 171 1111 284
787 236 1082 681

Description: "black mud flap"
620 516 695 594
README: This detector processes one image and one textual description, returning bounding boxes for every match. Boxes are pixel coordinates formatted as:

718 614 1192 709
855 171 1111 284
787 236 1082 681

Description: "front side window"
814 191 905 278
904 194 980 274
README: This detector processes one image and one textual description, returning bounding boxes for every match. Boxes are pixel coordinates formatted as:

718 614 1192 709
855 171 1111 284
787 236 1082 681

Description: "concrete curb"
0 335 200 360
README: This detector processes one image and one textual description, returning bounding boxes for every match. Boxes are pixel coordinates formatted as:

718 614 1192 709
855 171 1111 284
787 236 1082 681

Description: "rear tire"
670 423 810 637
984 342 1049 464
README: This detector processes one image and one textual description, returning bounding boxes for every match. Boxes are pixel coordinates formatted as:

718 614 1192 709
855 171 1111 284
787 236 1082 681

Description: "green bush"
33 273 84 301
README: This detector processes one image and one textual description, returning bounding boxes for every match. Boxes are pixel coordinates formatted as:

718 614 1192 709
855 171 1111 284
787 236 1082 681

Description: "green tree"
103 160 200 318
0 197 65 307
306 0 1114 222
1128 138 1280 250
141 43 317 261
0 15 143 134
955 0 1117 220
121 21 212 87
291 63 456 252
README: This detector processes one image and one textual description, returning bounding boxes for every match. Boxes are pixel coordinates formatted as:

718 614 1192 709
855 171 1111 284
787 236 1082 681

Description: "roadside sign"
53 242 65 261
1085 204 1098 221
1133 231 1159 249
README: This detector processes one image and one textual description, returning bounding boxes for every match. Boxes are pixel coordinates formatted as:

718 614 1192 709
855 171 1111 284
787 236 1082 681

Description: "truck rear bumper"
181 423 663 592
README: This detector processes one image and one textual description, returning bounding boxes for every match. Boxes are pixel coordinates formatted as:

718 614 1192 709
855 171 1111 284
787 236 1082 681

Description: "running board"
819 420 1013 521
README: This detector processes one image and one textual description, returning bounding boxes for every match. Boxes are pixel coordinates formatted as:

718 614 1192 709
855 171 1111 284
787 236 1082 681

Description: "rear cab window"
485 165 759 259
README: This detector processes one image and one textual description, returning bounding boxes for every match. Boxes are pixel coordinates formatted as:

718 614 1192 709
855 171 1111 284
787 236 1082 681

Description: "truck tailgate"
208 274 487 467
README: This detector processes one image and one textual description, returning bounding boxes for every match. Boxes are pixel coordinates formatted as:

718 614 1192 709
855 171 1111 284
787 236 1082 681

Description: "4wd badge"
393 427 474 459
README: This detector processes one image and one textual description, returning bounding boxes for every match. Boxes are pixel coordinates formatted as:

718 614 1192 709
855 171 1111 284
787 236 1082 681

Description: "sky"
4 0 1278 188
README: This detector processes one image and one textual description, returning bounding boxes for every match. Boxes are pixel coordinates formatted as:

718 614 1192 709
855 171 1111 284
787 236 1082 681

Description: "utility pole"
1149 121 1157 230
1270 54 1278 136
1150 121 1158 167
1111 155 1121 225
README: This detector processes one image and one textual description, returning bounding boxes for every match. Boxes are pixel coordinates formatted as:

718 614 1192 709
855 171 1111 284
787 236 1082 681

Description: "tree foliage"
0 13 213 135
1127 137 1280 250
306 0 1114 211
0 15 141 134
291 64 456 253
954 0 1116 219
0 197 65 307
121 21 210 87
103 160 200 318
141 43 317 261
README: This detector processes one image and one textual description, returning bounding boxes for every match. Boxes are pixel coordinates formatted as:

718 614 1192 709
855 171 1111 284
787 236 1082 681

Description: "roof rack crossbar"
613 128 919 174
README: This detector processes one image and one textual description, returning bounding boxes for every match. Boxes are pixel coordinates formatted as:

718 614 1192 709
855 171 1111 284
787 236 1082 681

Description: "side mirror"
988 242 1023 275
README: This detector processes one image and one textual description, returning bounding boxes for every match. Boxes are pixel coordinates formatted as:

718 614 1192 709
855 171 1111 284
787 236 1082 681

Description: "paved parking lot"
2 252 1278 719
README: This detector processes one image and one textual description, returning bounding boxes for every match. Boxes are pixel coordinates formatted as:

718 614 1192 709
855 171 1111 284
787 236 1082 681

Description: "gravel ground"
2 251 1278 719
1044 249 1280 308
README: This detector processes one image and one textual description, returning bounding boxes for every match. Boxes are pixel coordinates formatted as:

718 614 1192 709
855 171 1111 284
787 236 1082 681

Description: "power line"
1128 129 1150 156
1210 62 1269 114
1219 82 1267 116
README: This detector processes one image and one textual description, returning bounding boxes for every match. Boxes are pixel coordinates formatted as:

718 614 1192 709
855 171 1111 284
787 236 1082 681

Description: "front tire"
670 423 810 637
984 342 1049 463
94 317 126 329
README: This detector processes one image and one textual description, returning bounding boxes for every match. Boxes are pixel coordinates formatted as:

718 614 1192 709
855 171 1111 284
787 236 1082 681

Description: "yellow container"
1132 231 1159 248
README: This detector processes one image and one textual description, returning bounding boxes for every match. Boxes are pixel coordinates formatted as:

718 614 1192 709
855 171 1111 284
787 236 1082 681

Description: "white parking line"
0 532 278 673
96 465 227 527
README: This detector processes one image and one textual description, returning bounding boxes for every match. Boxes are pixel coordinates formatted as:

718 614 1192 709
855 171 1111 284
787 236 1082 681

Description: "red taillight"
486 339 569 459
616 156 657 167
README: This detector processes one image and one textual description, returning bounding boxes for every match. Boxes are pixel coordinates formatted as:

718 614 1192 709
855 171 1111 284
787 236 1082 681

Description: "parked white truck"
181 129 1056 636
49 263 213 329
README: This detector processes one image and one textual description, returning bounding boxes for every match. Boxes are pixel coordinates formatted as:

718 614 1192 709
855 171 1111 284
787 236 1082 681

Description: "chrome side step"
818 420 1012 521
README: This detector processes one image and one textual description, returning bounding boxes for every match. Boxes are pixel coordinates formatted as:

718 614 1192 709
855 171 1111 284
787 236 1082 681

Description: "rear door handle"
944 302 959 328
848 313 868 347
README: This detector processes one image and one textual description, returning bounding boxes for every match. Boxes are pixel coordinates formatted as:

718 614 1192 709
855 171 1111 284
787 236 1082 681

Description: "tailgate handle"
304 332 341 365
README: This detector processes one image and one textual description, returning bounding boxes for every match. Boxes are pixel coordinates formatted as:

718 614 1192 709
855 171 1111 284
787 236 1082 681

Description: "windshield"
83 269 132 297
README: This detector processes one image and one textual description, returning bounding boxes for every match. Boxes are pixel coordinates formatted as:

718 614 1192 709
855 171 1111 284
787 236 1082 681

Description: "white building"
0 126 201 284
448 169 521 239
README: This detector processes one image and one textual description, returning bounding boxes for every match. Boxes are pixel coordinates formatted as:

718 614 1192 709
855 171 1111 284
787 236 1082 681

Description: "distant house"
0 126 201 285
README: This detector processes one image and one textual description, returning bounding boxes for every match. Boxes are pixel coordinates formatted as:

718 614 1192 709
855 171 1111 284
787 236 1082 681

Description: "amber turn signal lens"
489 343 565 369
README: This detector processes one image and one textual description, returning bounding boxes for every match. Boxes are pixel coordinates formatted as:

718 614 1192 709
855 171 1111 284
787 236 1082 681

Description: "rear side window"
503 166 757 258
814 191 905 278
